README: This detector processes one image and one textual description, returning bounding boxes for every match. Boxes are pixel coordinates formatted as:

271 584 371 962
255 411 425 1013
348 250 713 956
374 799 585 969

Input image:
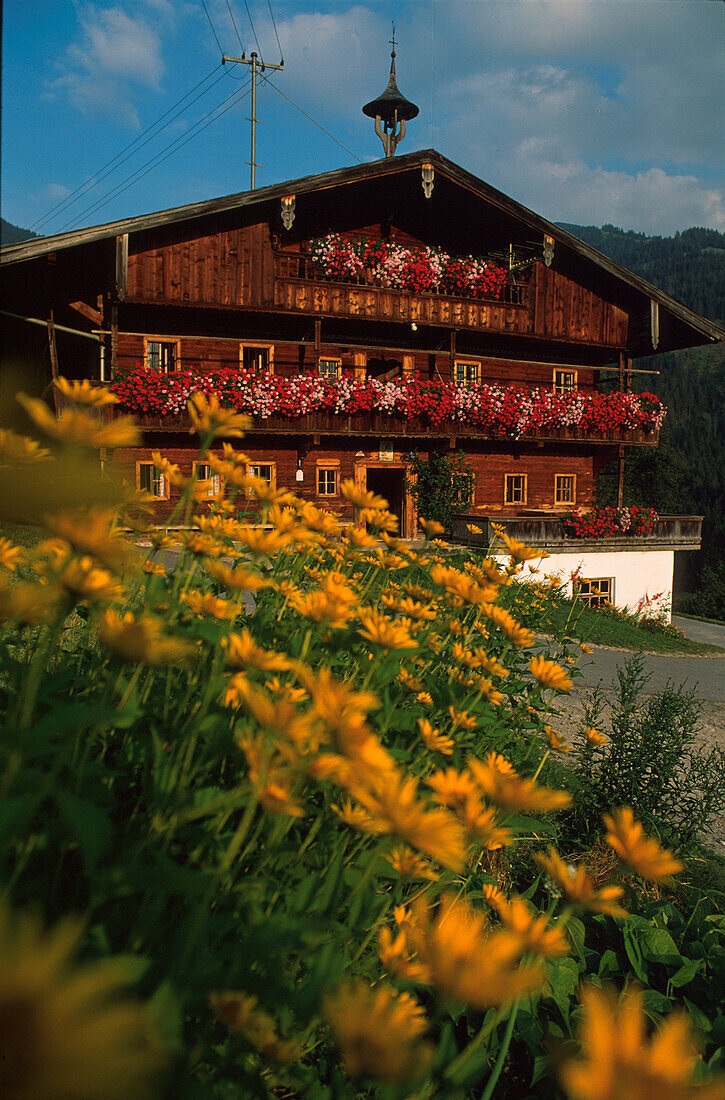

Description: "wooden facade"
1 149 722 536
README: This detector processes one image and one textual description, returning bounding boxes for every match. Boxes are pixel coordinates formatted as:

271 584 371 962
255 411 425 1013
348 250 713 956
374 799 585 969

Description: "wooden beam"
68 300 102 326
617 444 625 508
115 233 128 301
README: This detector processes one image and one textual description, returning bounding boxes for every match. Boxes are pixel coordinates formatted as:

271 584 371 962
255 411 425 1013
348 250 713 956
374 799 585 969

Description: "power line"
261 74 363 163
59 78 252 232
30 65 225 232
242 0 263 58
201 0 224 55
225 0 245 53
267 0 284 64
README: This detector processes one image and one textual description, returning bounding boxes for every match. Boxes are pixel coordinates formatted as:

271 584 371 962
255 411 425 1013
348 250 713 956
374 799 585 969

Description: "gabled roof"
2 149 723 346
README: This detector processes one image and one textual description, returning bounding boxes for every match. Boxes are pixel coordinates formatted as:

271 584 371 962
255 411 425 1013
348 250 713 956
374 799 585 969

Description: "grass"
544 599 725 655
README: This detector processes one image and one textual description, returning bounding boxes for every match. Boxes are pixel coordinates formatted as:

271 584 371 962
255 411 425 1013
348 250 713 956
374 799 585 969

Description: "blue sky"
2 1 724 238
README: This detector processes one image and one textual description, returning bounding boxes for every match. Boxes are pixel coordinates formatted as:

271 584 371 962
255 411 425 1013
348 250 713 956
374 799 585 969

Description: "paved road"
573 617 725 703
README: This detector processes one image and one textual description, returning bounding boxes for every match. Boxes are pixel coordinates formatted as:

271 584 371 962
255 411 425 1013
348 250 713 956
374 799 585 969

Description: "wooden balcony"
273 252 531 335
450 513 702 552
130 409 658 447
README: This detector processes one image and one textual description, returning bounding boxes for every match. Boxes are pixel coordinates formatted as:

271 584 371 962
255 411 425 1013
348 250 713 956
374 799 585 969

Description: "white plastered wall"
493 549 675 621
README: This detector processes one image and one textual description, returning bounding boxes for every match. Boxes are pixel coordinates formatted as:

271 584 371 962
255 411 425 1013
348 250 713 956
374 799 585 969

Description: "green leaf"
54 789 113 872
0 795 37 844
668 958 702 989
597 949 620 980
640 927 681 965
623 927 648 982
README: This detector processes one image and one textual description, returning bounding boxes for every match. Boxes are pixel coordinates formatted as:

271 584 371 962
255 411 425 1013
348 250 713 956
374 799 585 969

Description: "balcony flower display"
308 234 508 300
563 506 660 539
111 367 667 439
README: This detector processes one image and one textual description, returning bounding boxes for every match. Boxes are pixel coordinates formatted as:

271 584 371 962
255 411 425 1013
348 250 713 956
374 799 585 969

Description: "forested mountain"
562 223 725 614
0 218 37 245
558 224 725 325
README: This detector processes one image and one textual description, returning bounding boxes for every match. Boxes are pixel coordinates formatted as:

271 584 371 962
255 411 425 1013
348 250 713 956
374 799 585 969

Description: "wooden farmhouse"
2 145 723 617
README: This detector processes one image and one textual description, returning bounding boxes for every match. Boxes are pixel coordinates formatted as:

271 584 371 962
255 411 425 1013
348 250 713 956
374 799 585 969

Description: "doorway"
366 466 406 535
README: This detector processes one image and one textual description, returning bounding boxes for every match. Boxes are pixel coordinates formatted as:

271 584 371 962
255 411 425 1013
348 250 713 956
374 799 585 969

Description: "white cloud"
49 5 166 126
44 182 71 200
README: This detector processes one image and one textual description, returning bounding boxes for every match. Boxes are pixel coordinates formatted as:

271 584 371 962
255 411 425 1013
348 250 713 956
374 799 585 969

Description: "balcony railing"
129 409 658 446
450 513 702 552
273 253 530 334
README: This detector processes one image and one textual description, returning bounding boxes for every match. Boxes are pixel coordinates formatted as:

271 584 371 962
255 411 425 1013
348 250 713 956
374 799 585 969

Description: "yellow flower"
44 509 135 572
0 428 52 463
374 774 466 870
560 984 725 1100
180 590 242 620
495 896 570 958
98 610 197 666
187 391 249 438
486 605 535 646
340 478 389 511
323 981 432 1083
469 752 572 813
529 655 574 691
0 901 165 1100
585 725 608 746
233 683 318 751
16 393 140 447
333 800 388 834
235 526 292 556
430 563 498 607
210 992 300 1063
463 803 512 850
419 517 445 537
0 537 24 571
416 691 434 706
478 677 506 706
418 718 454 755
603 807 683 882
206 560 267 592
223 629 291 671
0 578 62 624
406 893 546 1008
181 532 225 558
545 725 571 753
55 377 119 407
534 848 628 918
466 523 483 534
427 767 478 811
237 733 305 817
387 845 440 881
448 705 476 730
59 557 124 604
580 642 593 654
358 607 417 650
500 534 543 562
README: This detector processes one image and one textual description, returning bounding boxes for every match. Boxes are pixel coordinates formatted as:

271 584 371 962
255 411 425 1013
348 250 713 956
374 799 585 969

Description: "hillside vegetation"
561 223 725 616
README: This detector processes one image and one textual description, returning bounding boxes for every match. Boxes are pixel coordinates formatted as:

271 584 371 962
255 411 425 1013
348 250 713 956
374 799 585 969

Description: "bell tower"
362 26 419 158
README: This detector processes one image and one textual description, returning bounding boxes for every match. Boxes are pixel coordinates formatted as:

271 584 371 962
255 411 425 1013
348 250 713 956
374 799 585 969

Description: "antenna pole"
222 51 284 189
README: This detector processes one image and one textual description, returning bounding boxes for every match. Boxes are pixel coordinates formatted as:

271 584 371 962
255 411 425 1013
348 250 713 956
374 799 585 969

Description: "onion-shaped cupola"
362 28 419 158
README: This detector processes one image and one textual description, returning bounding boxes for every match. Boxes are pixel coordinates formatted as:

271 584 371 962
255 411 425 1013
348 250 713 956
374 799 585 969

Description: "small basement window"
455 360 481 386
241 344 274 372
137 461 168 499
578 578 613 608
555 474 576 504
504 473 527 505
553 369 577 394
145 339 178 373
194 462 222 497
318 357 342 379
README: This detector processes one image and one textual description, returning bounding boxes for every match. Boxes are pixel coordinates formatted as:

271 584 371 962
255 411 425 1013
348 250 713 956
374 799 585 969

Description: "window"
555 474 576 505
194 462 222 498
577 577 613 609
455 360 481 386
318 357 342 379
145 339 178 373
137 461 168 499
247 463 276 488
452 470 475 508
316 464 339 496
504 473 527 505
241 344 274 373
553 369 577 394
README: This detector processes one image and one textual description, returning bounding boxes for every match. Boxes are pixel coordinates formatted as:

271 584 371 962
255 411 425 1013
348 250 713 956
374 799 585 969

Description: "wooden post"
47 311 61 416
618 350 625 390
449 329 456 378
110 303 118 376
353 351 367 380
314 318 321 364
625 357 633 392
617 444 625 508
